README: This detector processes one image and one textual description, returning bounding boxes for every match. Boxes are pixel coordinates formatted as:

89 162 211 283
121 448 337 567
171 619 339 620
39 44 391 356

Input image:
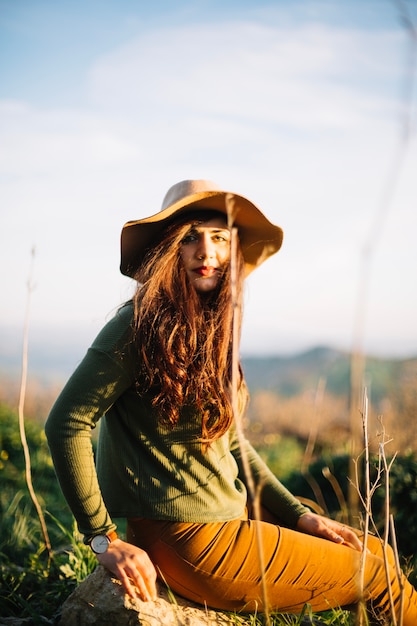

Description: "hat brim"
120 190 283 277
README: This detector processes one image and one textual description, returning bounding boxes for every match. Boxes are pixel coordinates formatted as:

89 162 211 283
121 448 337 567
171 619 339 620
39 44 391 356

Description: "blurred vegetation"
243 348 417 455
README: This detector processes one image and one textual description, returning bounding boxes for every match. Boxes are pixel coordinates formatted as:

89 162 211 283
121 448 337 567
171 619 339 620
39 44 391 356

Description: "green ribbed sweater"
45 303 309 539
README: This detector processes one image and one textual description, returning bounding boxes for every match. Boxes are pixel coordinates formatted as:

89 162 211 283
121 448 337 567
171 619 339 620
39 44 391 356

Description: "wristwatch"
89 530 118 554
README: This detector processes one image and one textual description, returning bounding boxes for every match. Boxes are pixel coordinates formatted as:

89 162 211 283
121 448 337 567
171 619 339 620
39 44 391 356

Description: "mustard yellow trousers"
127 512 417 625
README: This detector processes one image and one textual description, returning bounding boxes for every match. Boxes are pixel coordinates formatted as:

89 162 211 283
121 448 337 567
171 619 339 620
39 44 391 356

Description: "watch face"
90 535 110 554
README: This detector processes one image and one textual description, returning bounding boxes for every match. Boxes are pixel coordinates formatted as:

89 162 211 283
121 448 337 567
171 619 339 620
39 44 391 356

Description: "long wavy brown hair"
130 211 247 444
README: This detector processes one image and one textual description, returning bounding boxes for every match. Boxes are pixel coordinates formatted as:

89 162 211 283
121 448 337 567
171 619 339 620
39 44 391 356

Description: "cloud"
88 19 402 130
0 101 142 178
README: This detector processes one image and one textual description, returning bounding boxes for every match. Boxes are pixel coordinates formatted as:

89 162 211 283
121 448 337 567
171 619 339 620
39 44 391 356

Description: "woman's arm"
45 308 158 598
45 346 131 536
46 350 158 600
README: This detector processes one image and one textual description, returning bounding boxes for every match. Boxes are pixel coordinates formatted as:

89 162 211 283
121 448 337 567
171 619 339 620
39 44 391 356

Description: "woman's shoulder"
115 300 135 322
91 301 134 353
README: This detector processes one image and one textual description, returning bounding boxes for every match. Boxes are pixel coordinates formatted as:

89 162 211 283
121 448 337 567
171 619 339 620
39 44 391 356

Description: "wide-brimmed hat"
120 179 283 277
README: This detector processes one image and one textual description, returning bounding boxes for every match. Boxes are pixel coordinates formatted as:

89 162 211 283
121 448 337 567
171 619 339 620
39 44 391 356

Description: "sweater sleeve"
45 305 135 538
229 426 310 528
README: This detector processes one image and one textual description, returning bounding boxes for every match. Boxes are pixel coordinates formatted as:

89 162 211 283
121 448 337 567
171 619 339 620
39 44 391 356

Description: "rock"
58 565 248 625
58 566 326 625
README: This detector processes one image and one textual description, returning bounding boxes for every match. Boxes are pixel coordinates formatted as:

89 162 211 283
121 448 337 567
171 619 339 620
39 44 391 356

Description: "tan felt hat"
120 179 283 277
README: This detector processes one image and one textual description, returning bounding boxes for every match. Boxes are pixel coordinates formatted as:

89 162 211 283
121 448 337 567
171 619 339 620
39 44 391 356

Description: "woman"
46 179 417 624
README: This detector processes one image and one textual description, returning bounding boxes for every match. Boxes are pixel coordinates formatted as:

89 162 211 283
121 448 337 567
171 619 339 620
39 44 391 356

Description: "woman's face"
180 217 231 293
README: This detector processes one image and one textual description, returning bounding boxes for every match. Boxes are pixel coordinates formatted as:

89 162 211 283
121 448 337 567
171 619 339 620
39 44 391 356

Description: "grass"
0 491 95 623
0 401 95 623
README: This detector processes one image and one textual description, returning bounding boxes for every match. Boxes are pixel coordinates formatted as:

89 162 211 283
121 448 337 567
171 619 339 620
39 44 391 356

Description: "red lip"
194 266 217 277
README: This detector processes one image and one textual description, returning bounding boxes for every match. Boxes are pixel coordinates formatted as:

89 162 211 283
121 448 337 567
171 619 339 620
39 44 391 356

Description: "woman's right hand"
96 538 158 601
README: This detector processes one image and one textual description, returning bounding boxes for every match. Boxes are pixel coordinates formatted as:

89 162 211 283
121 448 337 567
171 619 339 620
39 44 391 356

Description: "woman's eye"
213 234 229 243
181 234 197 244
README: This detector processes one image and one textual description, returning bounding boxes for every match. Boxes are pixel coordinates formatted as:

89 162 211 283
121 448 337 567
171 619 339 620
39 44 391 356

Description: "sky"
1 0 417 374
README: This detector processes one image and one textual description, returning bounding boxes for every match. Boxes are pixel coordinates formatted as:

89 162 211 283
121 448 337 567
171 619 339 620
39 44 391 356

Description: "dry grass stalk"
321 466 348 522
354 389 406 625
390 514 405 626
378 427 403 626
226 194 270 625
18 246 52 557
356 388 371 626
302 376 326 472
300 378 331 516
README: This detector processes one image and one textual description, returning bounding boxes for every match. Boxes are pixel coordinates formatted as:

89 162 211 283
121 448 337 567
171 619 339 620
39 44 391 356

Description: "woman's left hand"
296 512 363 552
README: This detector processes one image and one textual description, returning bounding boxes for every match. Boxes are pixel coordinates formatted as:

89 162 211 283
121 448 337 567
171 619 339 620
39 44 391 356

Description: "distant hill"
1 331 416 409
241 346 417 405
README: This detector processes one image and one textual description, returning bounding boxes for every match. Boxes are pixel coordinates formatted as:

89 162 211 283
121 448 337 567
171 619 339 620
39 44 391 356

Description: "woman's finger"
117 568 142 599
119 563 157 601
339 526 363 552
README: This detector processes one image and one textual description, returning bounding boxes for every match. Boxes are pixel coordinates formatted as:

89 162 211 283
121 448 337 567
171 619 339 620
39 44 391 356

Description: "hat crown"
161 179 221 212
